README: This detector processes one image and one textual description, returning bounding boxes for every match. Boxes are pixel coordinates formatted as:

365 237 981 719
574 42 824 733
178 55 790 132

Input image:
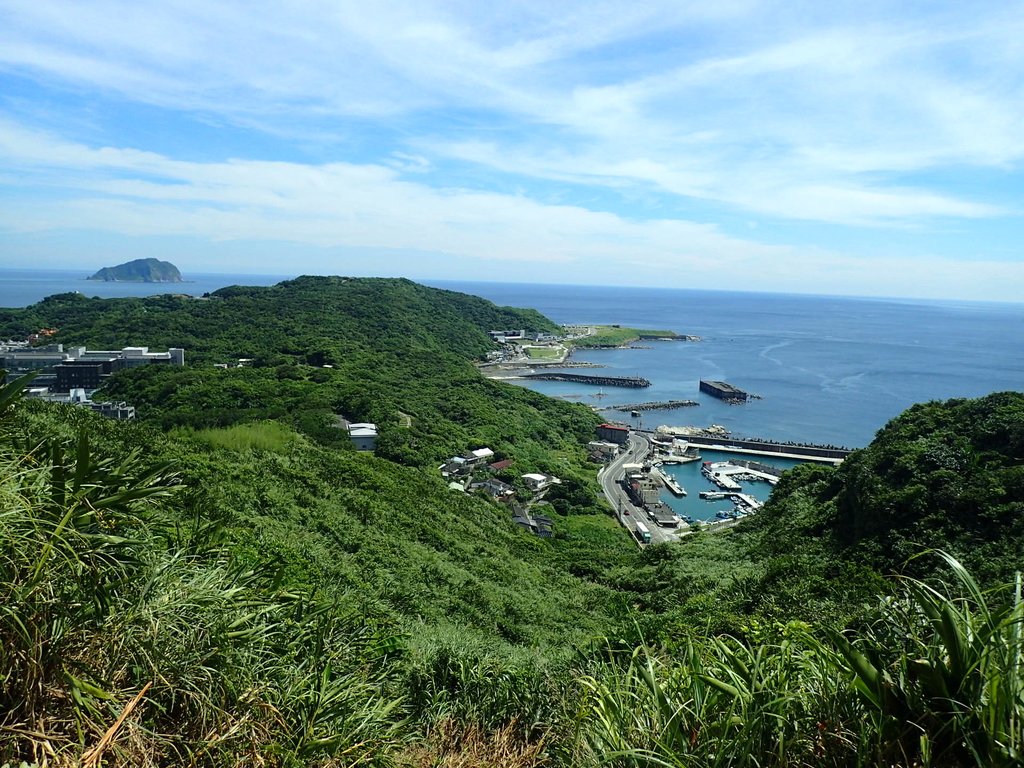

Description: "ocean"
427 280 1024 450
2 269 1021 452
0 268 291 306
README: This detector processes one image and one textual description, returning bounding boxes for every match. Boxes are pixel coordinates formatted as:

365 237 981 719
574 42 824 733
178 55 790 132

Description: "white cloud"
1 120 1022 301
0 120 783 266
0 1 1022 297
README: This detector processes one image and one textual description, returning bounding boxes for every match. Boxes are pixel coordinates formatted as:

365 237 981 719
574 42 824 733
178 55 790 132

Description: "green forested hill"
2 279 1022 767
747 391 1024 585
0 275 557 363
1 277 587 467
1 278 630 644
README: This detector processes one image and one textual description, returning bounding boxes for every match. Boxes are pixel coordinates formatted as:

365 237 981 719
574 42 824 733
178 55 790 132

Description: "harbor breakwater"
682 435 851 460
522 372 651 388
603 399 698 412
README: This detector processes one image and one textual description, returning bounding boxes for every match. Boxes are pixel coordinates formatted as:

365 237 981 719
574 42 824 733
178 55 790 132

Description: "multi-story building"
2 344 185 388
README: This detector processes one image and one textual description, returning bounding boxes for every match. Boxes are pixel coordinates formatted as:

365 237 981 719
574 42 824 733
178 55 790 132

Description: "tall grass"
830 551 1024 766
401 628 581 766
578 626 854 767
175 421 299 453
0 392 408 765
577 553 1024 768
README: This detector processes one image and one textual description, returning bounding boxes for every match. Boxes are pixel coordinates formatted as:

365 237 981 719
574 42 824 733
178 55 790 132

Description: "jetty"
522 372 651 388
659 473 684 495
702 462 742 490
699 380 749 402
603 399 699 412
653 466 687 497
700 491 729 500
699 489 763 511
682 434 851 462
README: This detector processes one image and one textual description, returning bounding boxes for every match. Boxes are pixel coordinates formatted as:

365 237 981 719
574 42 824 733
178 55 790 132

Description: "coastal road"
598 433 681 546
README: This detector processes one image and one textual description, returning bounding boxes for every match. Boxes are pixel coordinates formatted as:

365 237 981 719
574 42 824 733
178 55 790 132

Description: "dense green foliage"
0 276 557 362
1 277 587 469
0 398 407 766
581 553 1024 768
2 278 1022 766
574 325 680 347
748 392 1024 584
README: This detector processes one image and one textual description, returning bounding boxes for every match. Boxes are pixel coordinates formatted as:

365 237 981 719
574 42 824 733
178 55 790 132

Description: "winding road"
597 433 682 546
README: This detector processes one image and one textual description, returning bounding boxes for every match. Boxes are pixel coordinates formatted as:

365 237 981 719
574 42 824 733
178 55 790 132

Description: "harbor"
658 448 806 524
598 420 852 548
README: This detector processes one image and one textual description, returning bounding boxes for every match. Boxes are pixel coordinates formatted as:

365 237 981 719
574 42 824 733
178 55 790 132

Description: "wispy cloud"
0 1 1022 298
0 119 787 265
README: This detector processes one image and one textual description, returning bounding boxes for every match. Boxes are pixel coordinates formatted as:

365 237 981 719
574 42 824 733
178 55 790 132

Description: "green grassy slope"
4 278 1024 766
1 278 634 647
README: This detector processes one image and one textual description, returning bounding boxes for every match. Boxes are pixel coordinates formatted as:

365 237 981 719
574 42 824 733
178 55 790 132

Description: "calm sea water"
429 281 1024 449
2 271 1021 450
650 450 807 522
0 268 291 306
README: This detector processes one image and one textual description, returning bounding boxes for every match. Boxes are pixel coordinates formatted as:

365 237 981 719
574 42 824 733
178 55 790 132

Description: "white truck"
633 520 652 545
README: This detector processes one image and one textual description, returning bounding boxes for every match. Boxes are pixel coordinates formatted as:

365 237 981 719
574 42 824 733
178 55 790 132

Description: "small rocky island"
88 258 183 283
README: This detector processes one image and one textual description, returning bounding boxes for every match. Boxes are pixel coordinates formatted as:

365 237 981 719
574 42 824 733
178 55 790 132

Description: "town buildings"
3 342 186 420
1 343 185 389
596 423 630 444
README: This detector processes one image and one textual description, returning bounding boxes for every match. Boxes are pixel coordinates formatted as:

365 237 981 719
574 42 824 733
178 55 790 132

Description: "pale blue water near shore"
429 280 1024 450
2 270 1022 454
654 450 806 523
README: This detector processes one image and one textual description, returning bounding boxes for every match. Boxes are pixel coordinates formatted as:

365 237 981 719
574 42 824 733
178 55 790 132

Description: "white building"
348 422 378 451
466 447 495 464
521 473 561 491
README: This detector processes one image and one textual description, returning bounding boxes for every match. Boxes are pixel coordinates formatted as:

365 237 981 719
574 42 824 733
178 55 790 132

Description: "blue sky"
1 1 1022 300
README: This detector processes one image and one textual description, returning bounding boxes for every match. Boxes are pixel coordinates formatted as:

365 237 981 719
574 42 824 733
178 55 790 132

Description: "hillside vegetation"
574 325 680 347
1 278 1022 767
0 277 588 467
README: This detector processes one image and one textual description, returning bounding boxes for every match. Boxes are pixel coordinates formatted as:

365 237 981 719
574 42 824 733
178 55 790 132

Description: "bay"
428 280 1024 449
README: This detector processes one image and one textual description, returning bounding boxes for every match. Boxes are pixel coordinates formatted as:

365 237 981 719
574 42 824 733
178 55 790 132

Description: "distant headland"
87 258 183 283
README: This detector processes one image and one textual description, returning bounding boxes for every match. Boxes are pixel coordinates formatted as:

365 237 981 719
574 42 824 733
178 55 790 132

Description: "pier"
601 399 699 412
703 461 779 486
682 435 851 462
522 372 651 388
702 462 742 490
699 489 763 516
653 465 687 496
